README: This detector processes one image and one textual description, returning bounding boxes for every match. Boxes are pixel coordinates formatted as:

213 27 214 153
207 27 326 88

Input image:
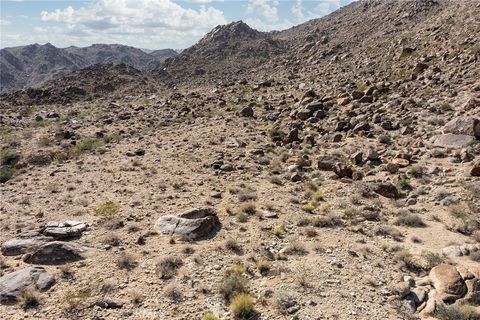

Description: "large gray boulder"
1 234 53 256
41 220 88 239
154 208 220 240
0 267 55 305
24 241 90 265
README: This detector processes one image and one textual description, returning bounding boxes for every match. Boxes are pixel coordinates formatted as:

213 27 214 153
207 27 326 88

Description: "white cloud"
314 0 342 16
247 0 279 23
0 19 11 26
35 0 227 49
185 0 223 3
291 0 304 20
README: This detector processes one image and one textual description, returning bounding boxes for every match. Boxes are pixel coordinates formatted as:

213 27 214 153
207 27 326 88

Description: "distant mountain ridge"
0 43 177 93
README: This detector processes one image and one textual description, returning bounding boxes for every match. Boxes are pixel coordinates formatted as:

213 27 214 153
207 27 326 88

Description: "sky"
0 0 355 50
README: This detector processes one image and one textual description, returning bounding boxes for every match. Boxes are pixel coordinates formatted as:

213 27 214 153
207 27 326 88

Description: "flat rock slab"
433 134 475 148
0 267 55 305
41 220 88 239
1 234 53 256
429 264 466 302
24 241 91 265
443 117 480 139
154 208 220 240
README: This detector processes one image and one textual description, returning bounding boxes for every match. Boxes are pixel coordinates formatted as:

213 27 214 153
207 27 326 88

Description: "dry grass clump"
239 202 257 215
219 272 248 301
230 293 255 320
202 312 220 320
94 201 120 217
225 238 242 254
63 288 92 311
312 213 343 228
21 287 41 310
156 256 183 279
256 259 271 274
165 283 183 301
116 252 137 270
273 226 286 237
102 233 122 246
434 302 480 320
282 241 307 256
375 225 404 241
423 251 445 269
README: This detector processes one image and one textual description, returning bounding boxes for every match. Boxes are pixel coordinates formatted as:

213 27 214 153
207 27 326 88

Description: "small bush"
219 273 248 301
156 256 183 279
282 242 307 256
375 225 403 241
21 287 41 310
239 202 257 215
0 167 15 183
312 214 343 228
225 238 242 254
0 148 20 166
63 288 92 311
273 226 286 237
116 252 137 270
226 264 246 276
75 138 103 152
394 212 426 227
423 251 445 269
94 201 120 217
435 303 479 320
165 284 182 301
230 293 255 319
256 259 271 274
202 312 220 320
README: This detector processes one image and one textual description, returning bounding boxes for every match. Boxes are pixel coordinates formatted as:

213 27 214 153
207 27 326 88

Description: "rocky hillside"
156 21 286 84
0 1 479 320
0 43 177 93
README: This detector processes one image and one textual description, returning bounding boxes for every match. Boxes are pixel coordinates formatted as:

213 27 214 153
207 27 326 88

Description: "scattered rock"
372 182 401 199
41 220 88 239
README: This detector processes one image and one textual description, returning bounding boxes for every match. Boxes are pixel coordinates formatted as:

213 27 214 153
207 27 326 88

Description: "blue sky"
0 0 354 49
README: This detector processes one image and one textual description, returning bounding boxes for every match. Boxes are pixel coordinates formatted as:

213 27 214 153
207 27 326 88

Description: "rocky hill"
0 1 479 320
0 43 177 93
156 21 286 84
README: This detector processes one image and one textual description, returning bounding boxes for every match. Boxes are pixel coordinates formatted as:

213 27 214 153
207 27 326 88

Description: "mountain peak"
199 21 260 45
